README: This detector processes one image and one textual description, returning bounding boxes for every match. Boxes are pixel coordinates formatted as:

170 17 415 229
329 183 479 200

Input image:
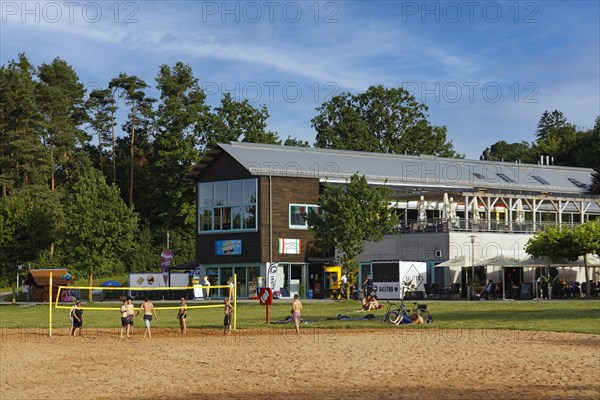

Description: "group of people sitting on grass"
361 294 380 311
359 294 423 325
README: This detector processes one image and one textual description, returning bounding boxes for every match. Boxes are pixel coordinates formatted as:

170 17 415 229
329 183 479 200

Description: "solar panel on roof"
532 175 550 185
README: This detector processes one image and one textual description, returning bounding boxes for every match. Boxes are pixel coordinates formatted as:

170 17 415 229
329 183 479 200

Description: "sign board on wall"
215 240 242 255
160 249 173 286
372 261 427 299
278 238 301 254
129 272 189 288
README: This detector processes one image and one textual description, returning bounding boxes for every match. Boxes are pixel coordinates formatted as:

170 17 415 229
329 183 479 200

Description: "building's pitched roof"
24 269 71 286
186 142 595 196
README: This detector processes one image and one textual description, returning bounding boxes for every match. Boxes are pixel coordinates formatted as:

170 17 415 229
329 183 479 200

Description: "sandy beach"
1 327 599 400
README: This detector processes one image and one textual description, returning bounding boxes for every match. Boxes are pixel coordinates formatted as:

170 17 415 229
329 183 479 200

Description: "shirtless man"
136 297 158 338
223 298 234 336
177 298 187 335
291 294 302 335
120 299 131 338
127 298 135 335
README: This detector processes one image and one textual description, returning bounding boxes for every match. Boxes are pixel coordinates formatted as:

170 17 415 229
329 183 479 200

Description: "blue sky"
1 0 599 159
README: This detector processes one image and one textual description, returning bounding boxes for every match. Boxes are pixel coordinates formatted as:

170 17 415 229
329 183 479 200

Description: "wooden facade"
258 176 321 263
195 152 324 265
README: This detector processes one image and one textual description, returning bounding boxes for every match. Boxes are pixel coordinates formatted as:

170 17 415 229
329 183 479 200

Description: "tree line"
0 53 597 284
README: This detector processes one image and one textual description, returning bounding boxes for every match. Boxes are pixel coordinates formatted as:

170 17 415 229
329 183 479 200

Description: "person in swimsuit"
177 297 187 335
223 297 233 336
71 300 83 336
291 294 302 335
69 301 76 335
120 299 131 338
127 297 135 334
136 297 158 338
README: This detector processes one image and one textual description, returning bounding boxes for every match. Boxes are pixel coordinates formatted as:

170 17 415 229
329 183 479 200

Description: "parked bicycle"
382 300 433 324
329 287 345 302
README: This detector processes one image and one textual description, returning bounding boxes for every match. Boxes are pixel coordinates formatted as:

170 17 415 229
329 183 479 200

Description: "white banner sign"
267 262 279 290
372 261 427 299
374 281 401 299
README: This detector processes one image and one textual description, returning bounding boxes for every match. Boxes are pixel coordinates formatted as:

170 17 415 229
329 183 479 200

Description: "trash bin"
307 290 314 299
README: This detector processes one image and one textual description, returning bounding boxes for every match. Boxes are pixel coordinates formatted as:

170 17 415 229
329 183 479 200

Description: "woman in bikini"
177 298 187 334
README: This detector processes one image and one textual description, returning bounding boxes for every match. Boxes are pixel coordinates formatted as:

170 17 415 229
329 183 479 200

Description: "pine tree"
109 74 155 208
36 57 88 190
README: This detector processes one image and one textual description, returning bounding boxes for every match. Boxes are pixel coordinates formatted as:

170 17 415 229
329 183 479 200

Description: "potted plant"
402 277 416 299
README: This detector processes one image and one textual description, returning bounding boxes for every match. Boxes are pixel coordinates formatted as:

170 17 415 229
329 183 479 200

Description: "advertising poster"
215 240 242 255
160 249 173 285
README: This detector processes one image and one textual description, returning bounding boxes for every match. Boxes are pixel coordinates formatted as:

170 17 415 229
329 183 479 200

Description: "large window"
198 179 257 233
289 204 319 229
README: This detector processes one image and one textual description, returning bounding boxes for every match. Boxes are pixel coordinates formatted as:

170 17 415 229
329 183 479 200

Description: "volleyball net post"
48 272 53 337
233 273 237 330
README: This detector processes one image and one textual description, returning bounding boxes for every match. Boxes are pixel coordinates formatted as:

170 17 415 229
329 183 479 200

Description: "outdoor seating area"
419 281 600 301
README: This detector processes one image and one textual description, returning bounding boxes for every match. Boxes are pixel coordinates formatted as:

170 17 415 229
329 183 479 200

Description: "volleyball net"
47 272 237 336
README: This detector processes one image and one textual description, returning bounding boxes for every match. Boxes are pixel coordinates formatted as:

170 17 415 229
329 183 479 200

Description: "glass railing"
396 219 584 234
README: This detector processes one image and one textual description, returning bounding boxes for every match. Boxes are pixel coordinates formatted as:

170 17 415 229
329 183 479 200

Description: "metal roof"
186 142 596 196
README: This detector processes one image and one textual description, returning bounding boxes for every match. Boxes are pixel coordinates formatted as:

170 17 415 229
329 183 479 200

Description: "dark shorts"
121 317 129 327
224 314 231 326
128 316 134 326
73 319 82 328
144 315 152 321
178 313 187 320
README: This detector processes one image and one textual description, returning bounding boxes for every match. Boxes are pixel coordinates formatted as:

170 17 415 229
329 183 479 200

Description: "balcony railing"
396 219 583 235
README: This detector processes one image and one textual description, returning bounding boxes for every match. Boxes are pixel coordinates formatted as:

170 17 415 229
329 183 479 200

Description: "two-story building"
185 142 599 299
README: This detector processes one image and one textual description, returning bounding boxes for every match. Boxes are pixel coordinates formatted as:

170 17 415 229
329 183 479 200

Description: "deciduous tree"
62 169 138 276
306 174 399 282
312 85 460 157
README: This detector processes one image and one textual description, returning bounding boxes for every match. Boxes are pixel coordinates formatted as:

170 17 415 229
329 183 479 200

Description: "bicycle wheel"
333 291 343 302
386 311 399 324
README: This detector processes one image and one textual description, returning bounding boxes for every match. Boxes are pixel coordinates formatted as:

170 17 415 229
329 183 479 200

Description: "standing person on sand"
71 300 83 336
177 298 187 334
120 299 131 338
127 297 135 335
136 297 158 338
223 298 234 335
291 294 302 335
69 300 77 335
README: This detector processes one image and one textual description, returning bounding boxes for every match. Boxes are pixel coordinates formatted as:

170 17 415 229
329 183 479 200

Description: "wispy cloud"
1 0 598 159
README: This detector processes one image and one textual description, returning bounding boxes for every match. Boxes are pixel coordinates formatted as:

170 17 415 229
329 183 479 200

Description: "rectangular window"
199 182 213 206
289 204 319 229
214 208 222 230
244 206 256 229
198 178 257 234
228 180 243 205
231 207 242 230
214 181 227 206
532 175 550 185
244 179 257 203
221 207 231 230
199 208 213 231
